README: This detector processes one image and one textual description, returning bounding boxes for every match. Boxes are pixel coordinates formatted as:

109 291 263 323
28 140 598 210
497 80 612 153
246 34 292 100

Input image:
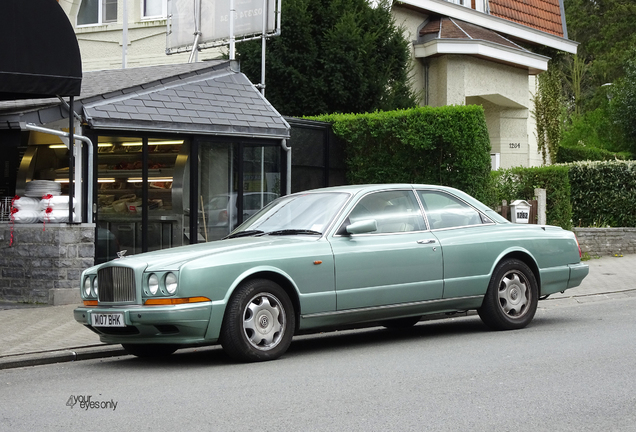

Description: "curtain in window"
144 0 164 17
77 0 98 25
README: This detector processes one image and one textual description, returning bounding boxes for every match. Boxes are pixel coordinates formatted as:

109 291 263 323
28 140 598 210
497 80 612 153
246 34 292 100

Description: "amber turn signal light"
144 297 210 306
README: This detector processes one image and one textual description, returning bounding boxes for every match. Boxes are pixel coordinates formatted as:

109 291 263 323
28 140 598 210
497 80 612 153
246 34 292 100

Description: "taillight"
574 234 582 258
219 210 228 222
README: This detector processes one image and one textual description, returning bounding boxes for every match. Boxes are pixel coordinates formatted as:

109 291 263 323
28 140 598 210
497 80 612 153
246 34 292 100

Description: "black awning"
0 0 82 101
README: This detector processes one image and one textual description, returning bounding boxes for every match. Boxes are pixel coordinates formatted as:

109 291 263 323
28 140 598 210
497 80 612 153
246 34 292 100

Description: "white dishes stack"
40 195 74 223
11 197 40 223
11 181 74 223
25 180 62 198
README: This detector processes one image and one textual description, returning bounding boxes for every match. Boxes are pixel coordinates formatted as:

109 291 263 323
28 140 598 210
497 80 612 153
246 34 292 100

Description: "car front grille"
98 266 136 303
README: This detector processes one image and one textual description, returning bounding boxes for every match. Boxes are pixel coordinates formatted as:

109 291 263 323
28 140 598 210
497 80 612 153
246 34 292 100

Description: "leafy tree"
533 63 565 164
610 53 636 154
564 0 636 111
235 0 417 116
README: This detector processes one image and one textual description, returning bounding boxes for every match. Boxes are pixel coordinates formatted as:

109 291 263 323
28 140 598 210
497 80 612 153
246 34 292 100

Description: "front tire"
478 259 538 330
220 279 295 362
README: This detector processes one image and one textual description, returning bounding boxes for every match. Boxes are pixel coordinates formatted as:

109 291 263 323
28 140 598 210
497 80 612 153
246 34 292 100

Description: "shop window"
198 142 281 242
77 0 117 26
143 0 167 19
95 137 186 263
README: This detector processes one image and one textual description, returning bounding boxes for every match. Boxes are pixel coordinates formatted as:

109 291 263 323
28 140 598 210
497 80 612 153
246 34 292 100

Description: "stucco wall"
392 7 429 105
427 55 536 168
59 0 222 71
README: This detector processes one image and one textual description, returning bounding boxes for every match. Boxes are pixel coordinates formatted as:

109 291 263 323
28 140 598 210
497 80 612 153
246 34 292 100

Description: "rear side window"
417 190 489 229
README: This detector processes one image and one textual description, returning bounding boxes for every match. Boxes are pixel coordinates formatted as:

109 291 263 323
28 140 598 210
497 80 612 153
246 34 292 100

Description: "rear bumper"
74 302 213 345
567 262 590 289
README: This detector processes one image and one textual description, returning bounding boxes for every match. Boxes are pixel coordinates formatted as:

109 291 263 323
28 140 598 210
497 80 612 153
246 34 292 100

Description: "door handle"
417 239 436 245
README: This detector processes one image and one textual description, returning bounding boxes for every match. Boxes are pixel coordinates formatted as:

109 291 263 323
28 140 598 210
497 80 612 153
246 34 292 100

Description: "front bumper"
74 302 214 346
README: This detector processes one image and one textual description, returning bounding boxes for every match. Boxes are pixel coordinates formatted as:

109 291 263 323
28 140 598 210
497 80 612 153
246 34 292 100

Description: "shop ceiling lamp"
149 140 184 145
127 178 173 183
56 178 115 183
120 140 183 146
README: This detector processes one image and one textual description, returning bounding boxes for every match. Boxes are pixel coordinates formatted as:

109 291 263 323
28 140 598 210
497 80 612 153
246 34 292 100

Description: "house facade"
57 0 577 169
57 0 223 71
392 0 577 168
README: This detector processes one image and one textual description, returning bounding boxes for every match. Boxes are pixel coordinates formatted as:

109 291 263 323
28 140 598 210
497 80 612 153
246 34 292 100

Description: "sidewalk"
1 255 635 369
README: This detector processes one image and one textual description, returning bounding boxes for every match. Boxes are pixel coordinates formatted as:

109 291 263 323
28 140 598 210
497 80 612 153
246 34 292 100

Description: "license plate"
91 313 125 327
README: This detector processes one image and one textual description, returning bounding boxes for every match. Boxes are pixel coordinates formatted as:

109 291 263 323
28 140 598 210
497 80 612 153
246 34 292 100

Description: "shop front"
90 134 284 262
0 61 290 303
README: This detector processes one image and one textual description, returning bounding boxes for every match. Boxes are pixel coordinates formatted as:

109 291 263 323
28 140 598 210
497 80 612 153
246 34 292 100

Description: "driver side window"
342 190 425 234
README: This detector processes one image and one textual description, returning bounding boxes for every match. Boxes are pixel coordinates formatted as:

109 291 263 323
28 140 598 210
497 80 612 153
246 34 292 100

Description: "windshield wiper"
265 229 322 236
224 230 264 239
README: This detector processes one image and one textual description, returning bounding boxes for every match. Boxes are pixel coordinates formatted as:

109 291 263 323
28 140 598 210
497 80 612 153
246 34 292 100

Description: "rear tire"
220 279 295 362
478 259 538 330
122 344 179 358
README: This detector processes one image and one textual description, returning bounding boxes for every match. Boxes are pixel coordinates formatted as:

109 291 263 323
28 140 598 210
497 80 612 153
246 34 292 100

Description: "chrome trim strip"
301 295 483 319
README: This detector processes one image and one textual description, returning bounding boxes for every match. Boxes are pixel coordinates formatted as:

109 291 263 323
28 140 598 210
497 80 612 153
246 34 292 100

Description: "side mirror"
346 219 377 235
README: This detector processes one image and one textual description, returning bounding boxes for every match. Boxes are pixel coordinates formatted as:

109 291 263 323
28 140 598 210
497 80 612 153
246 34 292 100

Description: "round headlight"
92 278 99 297
148 274 159 295
165 272 178 294
84 277 92 297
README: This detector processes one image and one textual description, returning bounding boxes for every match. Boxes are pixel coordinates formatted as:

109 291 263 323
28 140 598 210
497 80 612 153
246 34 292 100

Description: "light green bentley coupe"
74 184 589 362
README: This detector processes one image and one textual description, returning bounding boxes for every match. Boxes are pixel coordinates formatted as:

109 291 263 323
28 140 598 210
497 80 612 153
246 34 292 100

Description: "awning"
0 0 82 100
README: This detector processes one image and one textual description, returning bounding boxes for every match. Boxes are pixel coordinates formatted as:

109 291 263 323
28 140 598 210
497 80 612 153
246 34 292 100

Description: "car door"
328 189 443 310
416 189 498 299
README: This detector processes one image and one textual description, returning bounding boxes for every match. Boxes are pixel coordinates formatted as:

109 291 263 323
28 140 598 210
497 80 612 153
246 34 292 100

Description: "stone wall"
0 223 95 305
572 227 636 257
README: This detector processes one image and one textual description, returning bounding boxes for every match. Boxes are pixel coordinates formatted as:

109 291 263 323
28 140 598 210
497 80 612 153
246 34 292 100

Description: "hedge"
569 160 636 227
492 166 572 229
310 106 492 202
557 145 631 163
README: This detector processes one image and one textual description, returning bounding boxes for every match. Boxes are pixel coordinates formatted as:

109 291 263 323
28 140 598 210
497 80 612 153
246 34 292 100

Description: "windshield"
232 192 351 235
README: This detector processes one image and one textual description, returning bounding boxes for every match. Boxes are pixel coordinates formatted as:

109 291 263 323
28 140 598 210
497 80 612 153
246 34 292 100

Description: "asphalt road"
1 295 635 432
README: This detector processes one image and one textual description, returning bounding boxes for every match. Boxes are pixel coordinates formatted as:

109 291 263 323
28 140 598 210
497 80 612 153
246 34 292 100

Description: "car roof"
298 184 462 196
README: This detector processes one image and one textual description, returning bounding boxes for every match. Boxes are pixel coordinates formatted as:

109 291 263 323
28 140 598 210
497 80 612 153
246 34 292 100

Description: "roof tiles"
0 61 289 139
420 17 528 52
83 70 289 138
489 0 564 37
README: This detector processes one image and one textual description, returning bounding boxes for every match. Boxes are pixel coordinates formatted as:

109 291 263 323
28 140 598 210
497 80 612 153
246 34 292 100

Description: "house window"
143 0 167 18
446 0 489 13
77 0 117 25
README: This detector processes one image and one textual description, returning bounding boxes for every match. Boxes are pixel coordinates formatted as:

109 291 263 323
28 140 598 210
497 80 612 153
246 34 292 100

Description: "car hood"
98 236 321 272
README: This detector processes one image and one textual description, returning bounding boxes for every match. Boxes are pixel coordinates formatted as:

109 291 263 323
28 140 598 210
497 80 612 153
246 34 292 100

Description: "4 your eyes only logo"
66 395 118 411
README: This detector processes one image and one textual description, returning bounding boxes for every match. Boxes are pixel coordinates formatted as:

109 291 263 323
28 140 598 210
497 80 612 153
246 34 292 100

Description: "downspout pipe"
281 139 291 195
24 123 94 224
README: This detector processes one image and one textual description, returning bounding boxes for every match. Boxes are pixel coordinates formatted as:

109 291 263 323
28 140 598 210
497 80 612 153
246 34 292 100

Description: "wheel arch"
224 267 302 332
493 250 541 291
241 271 301 331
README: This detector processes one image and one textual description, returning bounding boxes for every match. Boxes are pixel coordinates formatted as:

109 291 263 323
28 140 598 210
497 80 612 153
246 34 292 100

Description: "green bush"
569 160 636 227
557 145 631 163
310 106 492 202
492 166 572 229
561 108 627 152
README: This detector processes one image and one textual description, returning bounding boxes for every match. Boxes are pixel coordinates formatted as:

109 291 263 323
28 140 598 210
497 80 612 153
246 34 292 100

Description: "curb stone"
0 345 127 370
